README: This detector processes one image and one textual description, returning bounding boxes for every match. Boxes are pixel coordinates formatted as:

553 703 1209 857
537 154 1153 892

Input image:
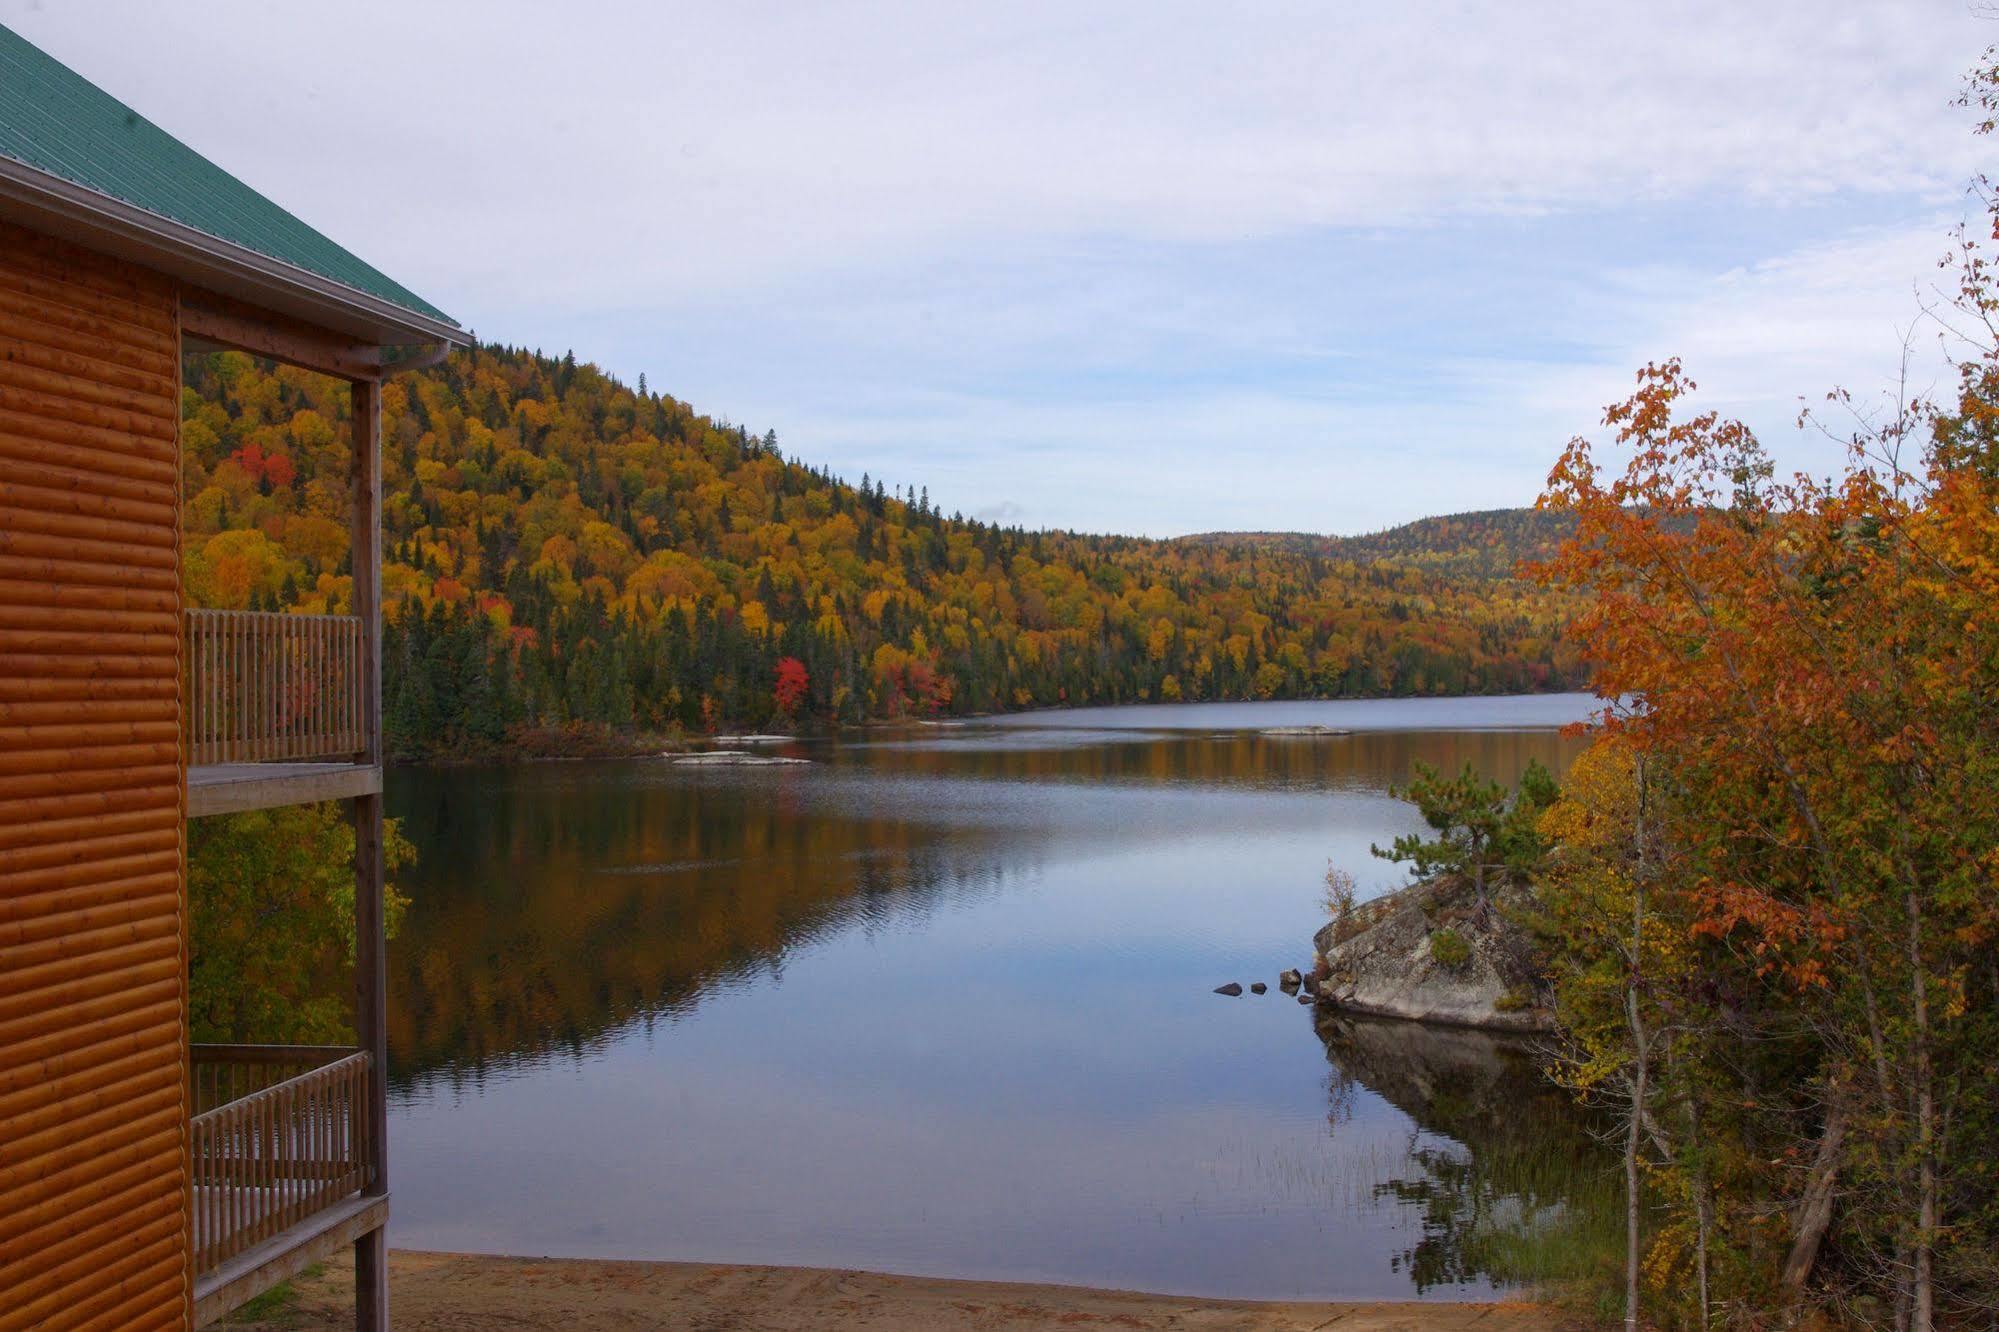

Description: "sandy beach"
232 1250 1568 1330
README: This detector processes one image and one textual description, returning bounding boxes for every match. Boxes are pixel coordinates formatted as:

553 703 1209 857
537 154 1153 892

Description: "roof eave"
0 153 468 349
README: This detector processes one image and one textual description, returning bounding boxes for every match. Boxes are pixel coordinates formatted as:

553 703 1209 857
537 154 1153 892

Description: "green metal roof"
0 23 458 328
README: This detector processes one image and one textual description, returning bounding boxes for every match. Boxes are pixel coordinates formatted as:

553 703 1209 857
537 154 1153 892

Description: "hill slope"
1180 508 1575 579
178 346 1582 756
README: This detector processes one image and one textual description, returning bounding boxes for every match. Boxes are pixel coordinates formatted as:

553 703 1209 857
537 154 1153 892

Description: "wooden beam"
185 761 380 817
180 289 380 382
377 343 452 375
349 376 390 1330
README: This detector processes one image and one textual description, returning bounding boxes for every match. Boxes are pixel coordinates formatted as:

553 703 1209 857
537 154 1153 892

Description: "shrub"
1322 864 1360 941
1428 927 1473 970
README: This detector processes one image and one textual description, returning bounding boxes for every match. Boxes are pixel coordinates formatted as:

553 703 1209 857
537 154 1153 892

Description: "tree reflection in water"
1318 1013 1621 1294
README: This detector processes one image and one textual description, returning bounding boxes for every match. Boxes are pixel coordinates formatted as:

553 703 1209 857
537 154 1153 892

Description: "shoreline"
233 1250 1567 1330
388 689 1599 766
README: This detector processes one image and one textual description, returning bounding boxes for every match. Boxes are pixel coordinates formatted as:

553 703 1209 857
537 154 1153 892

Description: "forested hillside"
1182 508 1577 579
178 345 1581 757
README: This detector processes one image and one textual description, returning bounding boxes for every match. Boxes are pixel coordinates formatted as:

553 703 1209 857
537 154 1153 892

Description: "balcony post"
349 375 389 1329
351 378 382 768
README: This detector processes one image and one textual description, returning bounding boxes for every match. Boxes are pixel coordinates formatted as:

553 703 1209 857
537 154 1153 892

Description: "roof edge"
0 153 468 348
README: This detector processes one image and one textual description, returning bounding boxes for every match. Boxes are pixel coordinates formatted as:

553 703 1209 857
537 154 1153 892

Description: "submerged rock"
1213 982 1244 997
1250 982 1268 995
1311 876 1550 1033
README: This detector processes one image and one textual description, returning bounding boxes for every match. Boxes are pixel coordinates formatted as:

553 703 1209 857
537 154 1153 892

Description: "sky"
5 1 1992 536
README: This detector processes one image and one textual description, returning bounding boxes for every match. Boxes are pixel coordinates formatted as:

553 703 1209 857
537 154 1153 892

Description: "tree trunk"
1626 1034 1647 1332
1907 892 1935 1332
1624 754 1651 1332
1781 1089 1848 1296
1696 1188 1711 1330
1688 1094 1711 1329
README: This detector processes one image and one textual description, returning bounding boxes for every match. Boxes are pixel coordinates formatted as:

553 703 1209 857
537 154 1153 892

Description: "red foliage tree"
773 656 809 717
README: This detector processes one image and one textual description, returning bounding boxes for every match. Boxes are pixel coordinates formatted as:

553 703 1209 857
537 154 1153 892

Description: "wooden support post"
354 1220 387 1331
351 378 382 768
349 377 389 1330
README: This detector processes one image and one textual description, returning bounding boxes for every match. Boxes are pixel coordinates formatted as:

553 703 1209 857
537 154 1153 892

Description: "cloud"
6 1 1987 533
11 0 1983 301
1508 216 1965 475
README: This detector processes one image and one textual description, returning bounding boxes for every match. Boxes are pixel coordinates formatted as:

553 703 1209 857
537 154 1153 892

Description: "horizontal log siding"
0 220 188 1331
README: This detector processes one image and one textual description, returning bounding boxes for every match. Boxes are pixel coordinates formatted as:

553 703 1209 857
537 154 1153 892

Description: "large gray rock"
1311 876 1550 1032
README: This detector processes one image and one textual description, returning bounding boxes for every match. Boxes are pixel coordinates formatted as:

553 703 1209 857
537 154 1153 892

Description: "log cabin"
0 25 466 1329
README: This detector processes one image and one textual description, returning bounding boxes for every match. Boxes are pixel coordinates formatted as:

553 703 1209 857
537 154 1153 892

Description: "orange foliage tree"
1534 199 1999 1325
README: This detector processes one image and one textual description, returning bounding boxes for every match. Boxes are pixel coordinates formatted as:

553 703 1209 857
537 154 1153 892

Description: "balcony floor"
193 1192 385 1327
187 761 380 816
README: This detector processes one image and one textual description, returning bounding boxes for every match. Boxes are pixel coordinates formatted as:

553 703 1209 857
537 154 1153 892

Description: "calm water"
381 695 1614 1300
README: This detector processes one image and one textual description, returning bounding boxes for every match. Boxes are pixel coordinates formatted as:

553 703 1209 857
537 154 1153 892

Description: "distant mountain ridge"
1178 508 1575 579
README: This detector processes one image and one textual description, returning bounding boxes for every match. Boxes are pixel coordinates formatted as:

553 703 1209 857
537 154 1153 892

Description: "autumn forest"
177 347 1579 757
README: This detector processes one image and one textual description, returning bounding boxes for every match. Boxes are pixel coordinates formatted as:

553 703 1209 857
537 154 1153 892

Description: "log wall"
0 220 190 1329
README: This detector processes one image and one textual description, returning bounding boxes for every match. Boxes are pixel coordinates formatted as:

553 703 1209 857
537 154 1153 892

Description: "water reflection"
381 696 1612 1298
1319 1015 1619 1294
386 770 1028 1084
842 725 1581 792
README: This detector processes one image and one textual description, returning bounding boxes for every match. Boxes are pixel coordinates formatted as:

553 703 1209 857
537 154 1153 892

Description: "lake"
381 694 1615 1301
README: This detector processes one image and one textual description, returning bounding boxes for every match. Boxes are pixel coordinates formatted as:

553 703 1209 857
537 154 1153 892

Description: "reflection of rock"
1311 876 1549 1032
1213 982 1243 997
1317 1009 1542 1122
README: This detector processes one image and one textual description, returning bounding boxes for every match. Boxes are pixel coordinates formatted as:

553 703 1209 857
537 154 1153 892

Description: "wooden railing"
189 1046 372 1276
184 610 365 765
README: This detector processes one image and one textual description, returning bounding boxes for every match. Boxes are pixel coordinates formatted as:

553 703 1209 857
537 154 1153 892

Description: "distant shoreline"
387 689 1602 766
234 1249 1567 1331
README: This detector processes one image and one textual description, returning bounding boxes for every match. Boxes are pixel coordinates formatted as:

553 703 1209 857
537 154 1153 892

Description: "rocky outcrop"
1310 875 1551 1032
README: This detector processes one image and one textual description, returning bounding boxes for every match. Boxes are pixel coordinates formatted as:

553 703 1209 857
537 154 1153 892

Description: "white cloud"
1510 217 1965 477
5 1 1987 533
9 0 1984 304
756 216 1974 535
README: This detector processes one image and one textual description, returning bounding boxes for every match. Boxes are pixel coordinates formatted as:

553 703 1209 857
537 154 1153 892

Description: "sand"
231 1249 1567 1330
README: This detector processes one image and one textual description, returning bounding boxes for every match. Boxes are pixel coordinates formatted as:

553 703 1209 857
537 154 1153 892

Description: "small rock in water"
1213 982 1244 997
1278 969 1302 991
1297 991 1315 1005
1250 982 1268 994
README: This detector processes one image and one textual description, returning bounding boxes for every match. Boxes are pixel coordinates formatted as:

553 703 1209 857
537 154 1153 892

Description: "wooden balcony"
190 1045 385 1326
184 609 379 815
